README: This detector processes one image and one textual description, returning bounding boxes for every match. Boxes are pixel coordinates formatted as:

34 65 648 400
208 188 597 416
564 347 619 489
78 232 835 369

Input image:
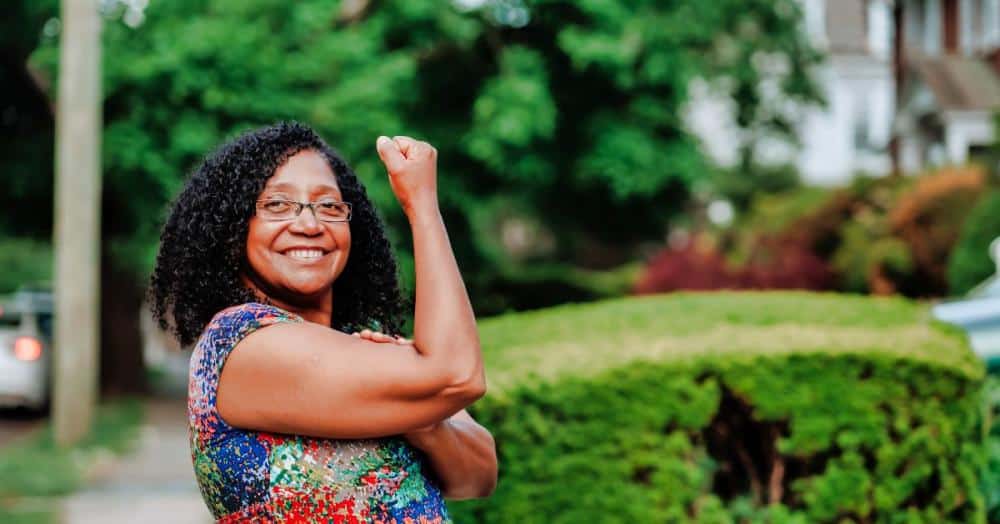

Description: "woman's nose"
288 205 324 234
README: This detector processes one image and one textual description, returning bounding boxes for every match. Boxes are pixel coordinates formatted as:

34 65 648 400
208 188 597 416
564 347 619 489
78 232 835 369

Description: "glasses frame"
255 198 353 223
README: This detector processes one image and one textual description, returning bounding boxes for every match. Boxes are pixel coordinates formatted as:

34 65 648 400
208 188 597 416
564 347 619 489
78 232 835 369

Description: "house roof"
826 0 868 54
910 54 1000 111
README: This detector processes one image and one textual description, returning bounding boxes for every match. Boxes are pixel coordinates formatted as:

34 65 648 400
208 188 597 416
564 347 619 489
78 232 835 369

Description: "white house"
896 0 1000 170
686 0 1000 185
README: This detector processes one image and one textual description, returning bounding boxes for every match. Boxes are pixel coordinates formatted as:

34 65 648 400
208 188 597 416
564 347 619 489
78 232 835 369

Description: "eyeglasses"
255 198 352 222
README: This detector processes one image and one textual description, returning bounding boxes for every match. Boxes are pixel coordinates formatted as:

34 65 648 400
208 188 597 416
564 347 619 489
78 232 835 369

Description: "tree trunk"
99 251 147 396
52 0 102 447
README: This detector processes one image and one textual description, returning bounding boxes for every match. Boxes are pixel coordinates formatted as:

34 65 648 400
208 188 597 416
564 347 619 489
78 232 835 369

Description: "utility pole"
52 0 102 446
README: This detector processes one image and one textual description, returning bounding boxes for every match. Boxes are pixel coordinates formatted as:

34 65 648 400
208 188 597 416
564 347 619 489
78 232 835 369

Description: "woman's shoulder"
201 302 303 341
212 302 301 322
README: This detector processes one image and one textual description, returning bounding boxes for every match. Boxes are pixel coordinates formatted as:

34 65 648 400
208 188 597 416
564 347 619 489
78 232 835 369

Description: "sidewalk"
60 399 212 524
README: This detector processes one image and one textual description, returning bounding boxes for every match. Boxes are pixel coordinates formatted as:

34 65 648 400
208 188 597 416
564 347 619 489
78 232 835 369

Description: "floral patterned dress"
188 302 452 523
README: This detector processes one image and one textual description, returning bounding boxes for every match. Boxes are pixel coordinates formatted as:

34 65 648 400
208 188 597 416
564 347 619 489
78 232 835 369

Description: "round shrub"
451 292 988 523
948 190 1000 296
889 166 985 296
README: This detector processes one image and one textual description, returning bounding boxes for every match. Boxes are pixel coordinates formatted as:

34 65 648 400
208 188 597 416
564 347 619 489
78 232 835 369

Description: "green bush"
948 190 1000 296
451 292 988 523
984 376 999 522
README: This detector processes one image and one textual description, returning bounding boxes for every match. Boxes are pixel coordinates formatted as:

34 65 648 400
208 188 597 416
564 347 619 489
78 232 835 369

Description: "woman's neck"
240 274 333 326
266 295 332 326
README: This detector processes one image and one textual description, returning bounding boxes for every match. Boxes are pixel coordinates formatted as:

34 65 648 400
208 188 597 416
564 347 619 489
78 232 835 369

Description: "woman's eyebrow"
261 182 342 196
310 184 342 195
262 182 294 193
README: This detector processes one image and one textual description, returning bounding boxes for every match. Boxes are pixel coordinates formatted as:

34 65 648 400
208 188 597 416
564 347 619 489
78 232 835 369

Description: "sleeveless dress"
187 302 452 523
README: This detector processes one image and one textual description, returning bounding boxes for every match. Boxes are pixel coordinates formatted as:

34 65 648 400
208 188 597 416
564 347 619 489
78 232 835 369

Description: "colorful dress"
188 302 452 523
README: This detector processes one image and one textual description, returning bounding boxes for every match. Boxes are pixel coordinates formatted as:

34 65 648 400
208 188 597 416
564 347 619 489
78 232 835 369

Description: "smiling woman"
148 122 496 523
243 150 354 309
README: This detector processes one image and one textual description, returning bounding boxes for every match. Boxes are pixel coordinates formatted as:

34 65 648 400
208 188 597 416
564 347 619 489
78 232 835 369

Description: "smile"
282 248 330 261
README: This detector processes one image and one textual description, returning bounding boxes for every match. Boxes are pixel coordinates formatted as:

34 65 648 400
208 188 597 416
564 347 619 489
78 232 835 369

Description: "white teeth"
286 249 325 260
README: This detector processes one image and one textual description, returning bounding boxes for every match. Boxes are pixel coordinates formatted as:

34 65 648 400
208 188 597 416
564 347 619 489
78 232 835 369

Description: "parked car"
0 289 53 411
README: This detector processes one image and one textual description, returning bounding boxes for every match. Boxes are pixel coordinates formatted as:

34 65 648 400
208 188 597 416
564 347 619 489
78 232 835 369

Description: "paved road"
0 407 45 447
61 399 213 524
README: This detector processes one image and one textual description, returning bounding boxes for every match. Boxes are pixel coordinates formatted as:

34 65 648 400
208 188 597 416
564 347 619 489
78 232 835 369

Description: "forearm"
408 207 482 380
406 412 498 499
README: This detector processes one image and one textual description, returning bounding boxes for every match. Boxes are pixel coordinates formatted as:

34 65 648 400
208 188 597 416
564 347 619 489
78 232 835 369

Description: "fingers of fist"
375 135 436 172
389 136 436 159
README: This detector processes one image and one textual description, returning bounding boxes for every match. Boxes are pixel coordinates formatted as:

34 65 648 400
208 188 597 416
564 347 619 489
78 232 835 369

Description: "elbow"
453 361 486 404
441 349 486 402
443 465 497 500
418 340 486 402
446 366 487 403
479 445 498 497
470 425 498 498
444 435 498 500
481 474 498 498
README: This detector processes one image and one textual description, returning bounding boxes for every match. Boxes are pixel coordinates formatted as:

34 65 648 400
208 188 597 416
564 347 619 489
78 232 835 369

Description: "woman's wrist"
406 201 442 227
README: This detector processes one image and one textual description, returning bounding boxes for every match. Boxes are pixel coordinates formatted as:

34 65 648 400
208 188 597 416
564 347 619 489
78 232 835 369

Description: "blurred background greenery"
2 0 1000 522
2 0 825 309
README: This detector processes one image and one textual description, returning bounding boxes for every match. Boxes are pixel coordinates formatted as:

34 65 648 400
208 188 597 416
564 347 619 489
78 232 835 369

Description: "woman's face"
244 149 351 304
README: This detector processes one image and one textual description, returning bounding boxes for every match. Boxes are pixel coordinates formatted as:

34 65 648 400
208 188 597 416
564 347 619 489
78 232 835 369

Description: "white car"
0 290 52 411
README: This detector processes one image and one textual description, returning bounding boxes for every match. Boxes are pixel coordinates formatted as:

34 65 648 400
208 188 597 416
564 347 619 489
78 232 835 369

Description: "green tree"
8 0 822 388
33 0 822 298
0 1 58 238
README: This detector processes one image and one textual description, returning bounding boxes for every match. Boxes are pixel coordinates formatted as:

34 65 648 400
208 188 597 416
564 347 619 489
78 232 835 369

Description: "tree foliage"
20 0 822 313
948 190 1000 296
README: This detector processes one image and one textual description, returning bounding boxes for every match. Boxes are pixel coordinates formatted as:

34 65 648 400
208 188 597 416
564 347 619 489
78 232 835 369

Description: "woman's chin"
286 282 332 300
267 273 331 300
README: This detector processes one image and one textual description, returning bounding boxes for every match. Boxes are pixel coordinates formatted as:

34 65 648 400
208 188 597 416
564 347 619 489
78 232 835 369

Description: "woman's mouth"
282 248 329 261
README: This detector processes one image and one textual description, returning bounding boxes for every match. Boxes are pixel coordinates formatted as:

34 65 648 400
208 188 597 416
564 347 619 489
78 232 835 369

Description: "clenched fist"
375 135 438 219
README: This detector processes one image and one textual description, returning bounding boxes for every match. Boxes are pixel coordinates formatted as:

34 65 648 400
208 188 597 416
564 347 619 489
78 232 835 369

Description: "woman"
149 122 497 523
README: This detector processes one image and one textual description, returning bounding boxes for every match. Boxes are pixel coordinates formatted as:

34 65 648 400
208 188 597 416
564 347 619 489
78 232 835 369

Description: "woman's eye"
264 200 291 212
315 201 350 220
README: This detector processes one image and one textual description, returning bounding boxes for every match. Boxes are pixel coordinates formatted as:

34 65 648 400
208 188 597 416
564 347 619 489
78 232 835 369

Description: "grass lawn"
0 398 144 523
477 291 983 393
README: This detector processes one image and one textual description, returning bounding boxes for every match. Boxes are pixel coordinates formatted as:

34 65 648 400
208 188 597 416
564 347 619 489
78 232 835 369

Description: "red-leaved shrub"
633 237 737 294
634 235 835 295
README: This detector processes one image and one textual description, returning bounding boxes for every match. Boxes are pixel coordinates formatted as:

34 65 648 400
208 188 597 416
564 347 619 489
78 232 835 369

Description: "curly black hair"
149 121 406 347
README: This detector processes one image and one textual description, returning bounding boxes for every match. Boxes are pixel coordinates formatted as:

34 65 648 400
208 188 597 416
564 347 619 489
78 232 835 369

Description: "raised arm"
387 135 483 391
216 136 485 439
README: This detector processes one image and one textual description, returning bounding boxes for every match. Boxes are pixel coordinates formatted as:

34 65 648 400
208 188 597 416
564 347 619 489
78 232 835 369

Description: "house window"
906 0 926 49
963 0 991 53
853 100 872 150
924 0 943 55
868 0 892 59
986 0 1000 48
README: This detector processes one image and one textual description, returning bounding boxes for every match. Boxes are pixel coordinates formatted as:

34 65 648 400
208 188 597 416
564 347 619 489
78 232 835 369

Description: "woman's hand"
375 135 439 219
350 328 411 346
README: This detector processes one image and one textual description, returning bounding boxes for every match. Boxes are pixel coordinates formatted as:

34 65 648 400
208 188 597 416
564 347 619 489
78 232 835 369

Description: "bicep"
217 322 478 439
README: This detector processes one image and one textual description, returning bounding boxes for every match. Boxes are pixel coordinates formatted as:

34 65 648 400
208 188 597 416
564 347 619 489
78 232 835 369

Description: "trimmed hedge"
450 292 988 523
